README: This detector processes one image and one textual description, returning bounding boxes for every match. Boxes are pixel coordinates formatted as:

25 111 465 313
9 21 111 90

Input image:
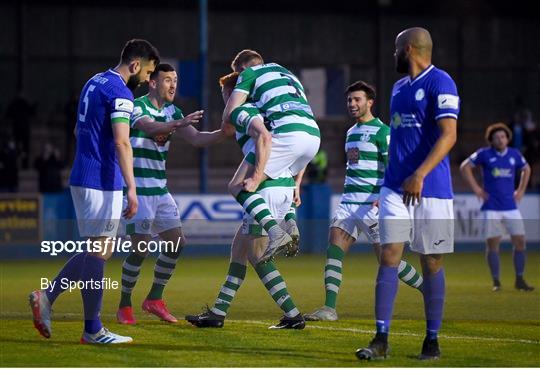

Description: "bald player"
356 28 459 361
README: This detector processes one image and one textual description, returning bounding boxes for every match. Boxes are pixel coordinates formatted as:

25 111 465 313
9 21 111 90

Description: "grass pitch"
1 251 539 367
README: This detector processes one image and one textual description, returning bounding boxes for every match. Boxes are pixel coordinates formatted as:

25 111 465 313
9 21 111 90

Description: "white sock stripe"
123 263 141 272
402 268 417 282
226 275 244 285
158 254 178 265
325 270 342 280
220 286 237 297
398 260 407 273
249 203 268 217
242 194 263 208
269 281 287 296
210 307 227 316
154 265 174 275
326 258 343 269
122 274 139 283
276 294 290 306
412 276 424 288
153 278 168 285
121 286 133 293
326 284 340 293
285 307 300 317
262 270 281 284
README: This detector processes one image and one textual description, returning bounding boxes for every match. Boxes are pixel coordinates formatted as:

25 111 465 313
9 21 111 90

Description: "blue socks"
487 250 500 280
45 252 87 304
513 249 526 277
81 254 105 334
423 268 445 340
375 266 399 335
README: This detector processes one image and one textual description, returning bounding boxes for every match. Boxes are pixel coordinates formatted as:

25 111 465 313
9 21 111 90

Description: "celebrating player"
29 39 160 344
185 72 306 329
221 50 321 262
304 81 423 322
356 27 459 360
460 123 534 292
116 63 226 325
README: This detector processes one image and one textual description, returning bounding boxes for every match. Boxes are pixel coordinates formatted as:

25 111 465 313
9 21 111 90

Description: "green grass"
1 252 539 367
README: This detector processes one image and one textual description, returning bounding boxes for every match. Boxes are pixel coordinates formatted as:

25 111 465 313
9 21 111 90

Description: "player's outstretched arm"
514 164 531 202
112 123 138 219
176 125 227 148
293 167 306 207
459 158 488 201
243 118 272 192
401 117 457 206
134 110 203 138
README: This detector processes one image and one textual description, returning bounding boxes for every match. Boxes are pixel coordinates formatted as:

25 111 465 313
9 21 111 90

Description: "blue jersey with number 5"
69 69 134 191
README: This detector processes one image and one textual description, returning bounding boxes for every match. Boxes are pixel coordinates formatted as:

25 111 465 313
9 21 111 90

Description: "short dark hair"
345 80 376 101
485 122 512 143
150 63 176 80
120 39 160 65
231 49 264 72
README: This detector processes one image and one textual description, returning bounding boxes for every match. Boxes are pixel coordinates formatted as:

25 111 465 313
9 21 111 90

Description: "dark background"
1 0 539 193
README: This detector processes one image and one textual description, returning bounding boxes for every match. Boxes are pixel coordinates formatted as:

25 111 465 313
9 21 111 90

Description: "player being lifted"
29 39 159 344
304 81 423 322
185 72 306 329
221 50 321 262
356 27 459 360
116 63 227 325
460 123 534 292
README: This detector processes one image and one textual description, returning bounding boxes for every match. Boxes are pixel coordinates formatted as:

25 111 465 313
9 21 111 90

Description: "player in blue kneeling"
29 39 160 344
356 27 459 361
460 122 533 292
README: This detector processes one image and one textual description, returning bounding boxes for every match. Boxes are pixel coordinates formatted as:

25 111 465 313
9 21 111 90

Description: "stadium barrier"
1 186 539 259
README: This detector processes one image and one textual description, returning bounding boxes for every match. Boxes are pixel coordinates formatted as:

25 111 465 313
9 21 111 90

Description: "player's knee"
379 246 402 267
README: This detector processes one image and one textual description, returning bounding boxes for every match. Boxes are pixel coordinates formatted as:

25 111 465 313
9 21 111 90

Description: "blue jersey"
384 65 460 199
69 69 134 191
468 147 528 211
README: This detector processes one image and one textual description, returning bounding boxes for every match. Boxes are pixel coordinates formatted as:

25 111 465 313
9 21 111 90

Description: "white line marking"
4 312 538 345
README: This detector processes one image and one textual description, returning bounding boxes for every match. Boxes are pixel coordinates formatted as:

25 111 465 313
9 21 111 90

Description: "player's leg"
356 187 410 360
304 225 354 321
418 253 445 360
372 244 423 291
141 194 186 321
485 236 502 291
412 196 454 360
248 236 305 330
282 202 300 256
484 210 503 290
229 157 292 258
504 210 534 291
186 227 248 328
117 234 150 324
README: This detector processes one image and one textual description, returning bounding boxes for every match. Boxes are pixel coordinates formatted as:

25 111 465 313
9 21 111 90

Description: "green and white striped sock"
284 203 296 224
255 261 300 317
147 249 182 300
210 262 247 317
120 252 146 308
236 191 280 236
324 244 345 309
398 260 423 290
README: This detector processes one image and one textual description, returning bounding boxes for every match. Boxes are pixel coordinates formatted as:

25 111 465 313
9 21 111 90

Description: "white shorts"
241 185 294 236
123 193 182 235
483 209 525 238
330 203 380 243
70 186 123 238
378 186 454 254
247 132 320 179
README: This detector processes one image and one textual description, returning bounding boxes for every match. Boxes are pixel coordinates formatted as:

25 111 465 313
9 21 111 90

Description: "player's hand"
176 110 204 128
473 187 489 201
242 177 260 192
514 189 525 202
401 172 424 206
293 185 302 207
123 188 138 219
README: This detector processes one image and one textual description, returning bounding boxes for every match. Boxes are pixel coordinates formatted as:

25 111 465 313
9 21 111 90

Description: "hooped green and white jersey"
340 118 390 205
234 63 320 138
230 102 261 163
128 95 183 196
